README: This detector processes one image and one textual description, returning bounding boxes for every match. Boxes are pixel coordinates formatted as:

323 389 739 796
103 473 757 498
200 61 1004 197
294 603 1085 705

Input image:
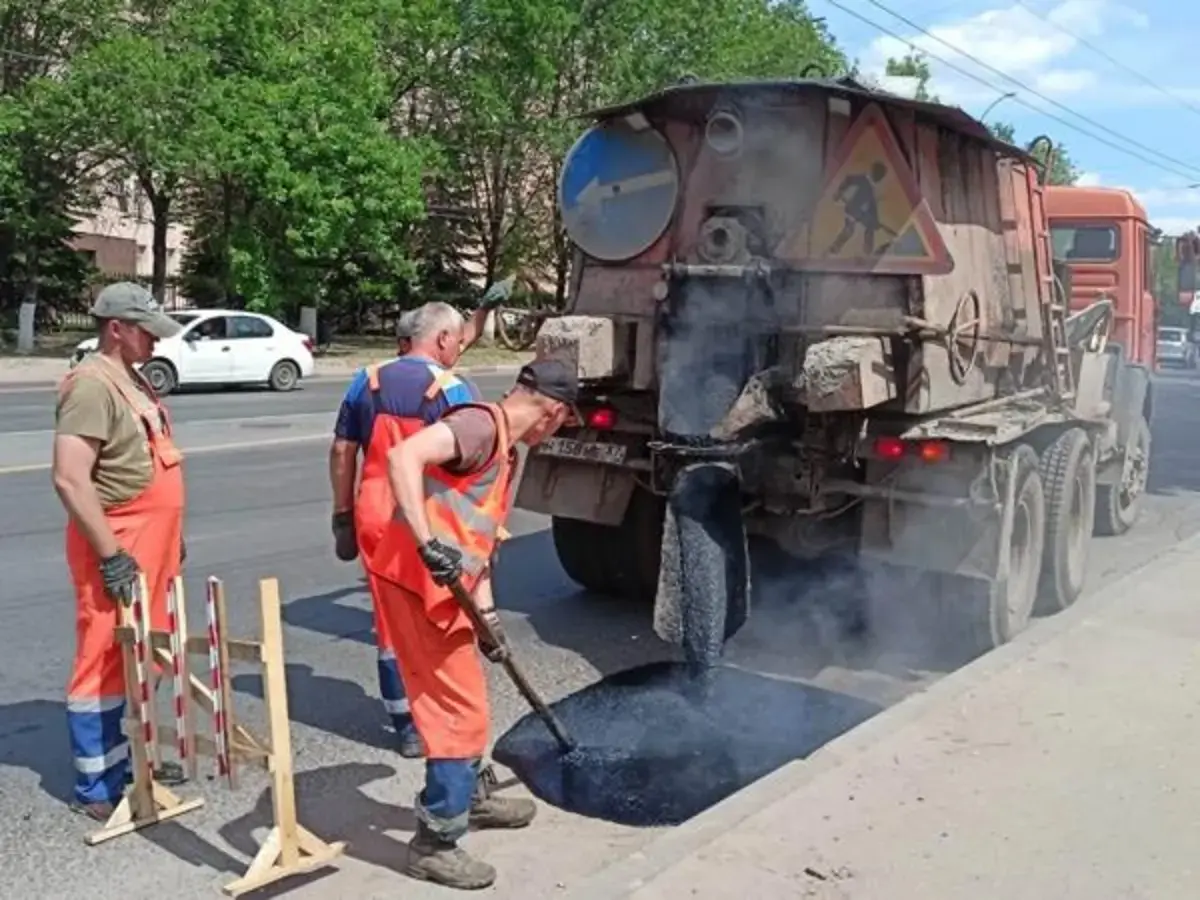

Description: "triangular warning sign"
800 104 953 275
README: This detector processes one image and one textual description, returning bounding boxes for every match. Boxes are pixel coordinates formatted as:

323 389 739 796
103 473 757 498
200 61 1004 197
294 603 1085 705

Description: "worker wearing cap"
365 359 578 890
328 281 513 759
52 282 187 820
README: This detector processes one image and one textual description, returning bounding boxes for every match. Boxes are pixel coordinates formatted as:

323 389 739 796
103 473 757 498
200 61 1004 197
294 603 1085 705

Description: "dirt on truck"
514 76 1155 661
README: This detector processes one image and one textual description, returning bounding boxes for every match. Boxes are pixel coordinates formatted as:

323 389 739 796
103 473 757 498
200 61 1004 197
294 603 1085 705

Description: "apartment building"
70 175 190 307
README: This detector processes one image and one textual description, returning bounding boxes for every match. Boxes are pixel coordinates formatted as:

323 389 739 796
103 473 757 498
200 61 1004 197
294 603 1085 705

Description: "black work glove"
99 550 140 607
418 538 463 587
332 511 358 562
478 275 515 311
477 609 510 664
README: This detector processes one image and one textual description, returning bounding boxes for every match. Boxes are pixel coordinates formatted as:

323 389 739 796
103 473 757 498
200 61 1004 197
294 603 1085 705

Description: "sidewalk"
574 535 1200 900
0 354 529 386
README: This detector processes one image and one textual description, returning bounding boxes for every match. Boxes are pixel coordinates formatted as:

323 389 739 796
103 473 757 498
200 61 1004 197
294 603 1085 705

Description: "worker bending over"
51 283 186 820
367 359 578 890
328 282 513 758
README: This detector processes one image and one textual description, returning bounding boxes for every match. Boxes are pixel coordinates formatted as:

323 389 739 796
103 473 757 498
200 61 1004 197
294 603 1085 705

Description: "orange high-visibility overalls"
62 357 184 806
363 402 516 840
353 362 473 744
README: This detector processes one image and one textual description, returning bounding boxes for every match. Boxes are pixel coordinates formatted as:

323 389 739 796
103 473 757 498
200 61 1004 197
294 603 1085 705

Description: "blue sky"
813 0 1200 235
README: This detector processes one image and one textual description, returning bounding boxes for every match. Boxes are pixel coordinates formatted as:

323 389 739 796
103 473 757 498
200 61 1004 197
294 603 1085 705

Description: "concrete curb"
0 362 526 390
567 528 1200 899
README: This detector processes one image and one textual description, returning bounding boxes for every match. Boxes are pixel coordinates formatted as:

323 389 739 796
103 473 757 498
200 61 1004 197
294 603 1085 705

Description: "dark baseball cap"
516 359 581 417
89 282 182 339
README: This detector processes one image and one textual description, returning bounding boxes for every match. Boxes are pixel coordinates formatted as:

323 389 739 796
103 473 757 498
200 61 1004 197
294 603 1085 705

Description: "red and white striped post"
166 576 197 779
206 576 231 784
129 577 160 774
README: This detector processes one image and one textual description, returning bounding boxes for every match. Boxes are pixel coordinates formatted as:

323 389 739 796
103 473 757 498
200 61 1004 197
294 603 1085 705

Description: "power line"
822 0 1200 183
855 0 1200 177
1013 0 1200 122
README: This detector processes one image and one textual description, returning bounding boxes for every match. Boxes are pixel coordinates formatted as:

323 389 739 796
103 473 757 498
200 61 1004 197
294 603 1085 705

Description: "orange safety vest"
365 401 517 621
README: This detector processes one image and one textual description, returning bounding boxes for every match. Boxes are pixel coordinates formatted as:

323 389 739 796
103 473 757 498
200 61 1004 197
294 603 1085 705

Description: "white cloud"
1075 171 1103 186
860 1 1134 110
1147 216 1200 235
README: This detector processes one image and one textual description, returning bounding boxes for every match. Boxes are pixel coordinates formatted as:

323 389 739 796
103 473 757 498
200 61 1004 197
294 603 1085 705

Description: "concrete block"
800 336 897 411
536 315 623 381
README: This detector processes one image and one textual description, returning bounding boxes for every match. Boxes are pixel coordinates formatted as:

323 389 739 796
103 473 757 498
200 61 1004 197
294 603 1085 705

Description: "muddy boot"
405 822 496 890
469 766 536 830
395 721 424 760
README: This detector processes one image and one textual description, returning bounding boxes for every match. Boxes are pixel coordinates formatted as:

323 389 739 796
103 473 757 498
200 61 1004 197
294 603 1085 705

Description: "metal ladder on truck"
1027 163 1075 402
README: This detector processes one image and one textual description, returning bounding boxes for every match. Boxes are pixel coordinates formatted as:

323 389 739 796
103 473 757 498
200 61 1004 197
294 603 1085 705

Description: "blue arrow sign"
559 120 679 261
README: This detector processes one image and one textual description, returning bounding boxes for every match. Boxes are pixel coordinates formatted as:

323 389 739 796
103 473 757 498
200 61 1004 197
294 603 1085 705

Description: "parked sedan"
1156 326 1197 370
70 309 316 394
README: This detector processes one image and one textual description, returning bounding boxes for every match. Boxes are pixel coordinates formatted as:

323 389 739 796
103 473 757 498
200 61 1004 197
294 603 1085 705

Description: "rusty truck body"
514 77 1154 650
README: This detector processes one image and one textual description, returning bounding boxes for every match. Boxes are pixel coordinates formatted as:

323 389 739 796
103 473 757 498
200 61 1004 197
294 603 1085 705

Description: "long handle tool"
447 577 576 753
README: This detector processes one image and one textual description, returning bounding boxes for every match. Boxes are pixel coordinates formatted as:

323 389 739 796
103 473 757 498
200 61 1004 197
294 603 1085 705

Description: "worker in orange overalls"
51 282 187 820
329 283 513 759
362 359 578 890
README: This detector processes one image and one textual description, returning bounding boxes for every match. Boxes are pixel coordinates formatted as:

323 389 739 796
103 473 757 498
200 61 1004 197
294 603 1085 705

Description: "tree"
884 53 936 101
988 121 1078 186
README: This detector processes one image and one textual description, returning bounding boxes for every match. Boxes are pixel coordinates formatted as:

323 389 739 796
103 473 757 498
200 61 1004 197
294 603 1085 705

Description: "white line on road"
0 432 329 476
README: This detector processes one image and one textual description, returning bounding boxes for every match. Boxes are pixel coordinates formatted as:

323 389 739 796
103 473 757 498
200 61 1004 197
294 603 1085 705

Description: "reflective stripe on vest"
390 402 513 579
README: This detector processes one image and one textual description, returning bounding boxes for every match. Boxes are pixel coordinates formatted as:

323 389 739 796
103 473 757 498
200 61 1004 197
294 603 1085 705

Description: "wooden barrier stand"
94 574 345 896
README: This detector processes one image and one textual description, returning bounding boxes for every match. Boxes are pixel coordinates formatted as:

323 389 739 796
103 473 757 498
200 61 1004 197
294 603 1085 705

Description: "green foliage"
988 121 1078 186
884 53 936 101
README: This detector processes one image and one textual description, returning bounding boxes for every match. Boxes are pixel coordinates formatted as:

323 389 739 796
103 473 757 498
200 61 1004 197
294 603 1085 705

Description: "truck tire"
1036 428 1095 614
1095 415 1150 537
948 445 1046 654
552 486 664 602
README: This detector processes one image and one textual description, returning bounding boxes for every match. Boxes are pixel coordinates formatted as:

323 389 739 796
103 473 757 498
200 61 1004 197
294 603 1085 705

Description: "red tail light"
872 436 950 463
587 407 616 430
302 337 314 353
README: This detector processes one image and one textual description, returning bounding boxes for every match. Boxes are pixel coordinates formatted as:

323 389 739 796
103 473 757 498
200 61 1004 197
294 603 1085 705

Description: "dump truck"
514 77 1154 651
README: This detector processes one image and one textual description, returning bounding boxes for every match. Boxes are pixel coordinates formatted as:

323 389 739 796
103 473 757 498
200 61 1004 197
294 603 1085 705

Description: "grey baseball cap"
89 282 181 339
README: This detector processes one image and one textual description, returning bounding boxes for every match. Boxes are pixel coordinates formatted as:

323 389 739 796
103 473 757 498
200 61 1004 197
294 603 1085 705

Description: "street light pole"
980 91 1017 122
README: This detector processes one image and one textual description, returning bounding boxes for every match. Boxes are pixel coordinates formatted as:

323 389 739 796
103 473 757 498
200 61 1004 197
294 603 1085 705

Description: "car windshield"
1158 328 1186 342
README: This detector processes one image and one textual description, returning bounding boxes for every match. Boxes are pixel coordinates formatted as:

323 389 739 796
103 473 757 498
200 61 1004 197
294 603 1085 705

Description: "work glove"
418 538 463 587
332 511 358 562
99 550 141 607
478 275 515 311
477 609 510 664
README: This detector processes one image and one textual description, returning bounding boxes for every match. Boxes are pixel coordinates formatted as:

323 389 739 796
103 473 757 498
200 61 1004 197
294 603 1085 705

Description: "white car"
70 309 316 394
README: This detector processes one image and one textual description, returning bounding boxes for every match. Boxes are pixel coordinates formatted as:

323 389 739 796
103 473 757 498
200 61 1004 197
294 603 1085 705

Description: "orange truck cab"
1045 185 1157 368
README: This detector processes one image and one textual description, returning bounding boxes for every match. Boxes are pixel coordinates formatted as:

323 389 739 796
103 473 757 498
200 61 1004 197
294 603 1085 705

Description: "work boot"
469 766 536 830
69 799 117 822
395 721 423 760
405 823 496 890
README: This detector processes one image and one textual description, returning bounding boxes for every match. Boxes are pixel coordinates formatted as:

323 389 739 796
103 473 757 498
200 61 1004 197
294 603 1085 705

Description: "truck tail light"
587 407 617 430
871 436 950 463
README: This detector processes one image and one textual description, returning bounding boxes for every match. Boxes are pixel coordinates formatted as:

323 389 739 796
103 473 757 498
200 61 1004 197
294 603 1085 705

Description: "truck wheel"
1036 429 1095 614
950 445 1046 653
1095 416 1150 537
552 486 664 602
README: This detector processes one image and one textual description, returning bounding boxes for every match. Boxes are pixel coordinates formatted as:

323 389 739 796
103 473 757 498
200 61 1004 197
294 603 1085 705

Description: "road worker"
51 282 187 820
368 358 578 890
328 281 514 759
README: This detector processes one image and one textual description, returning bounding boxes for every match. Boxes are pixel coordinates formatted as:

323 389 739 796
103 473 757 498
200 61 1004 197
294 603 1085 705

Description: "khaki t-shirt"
55 356 156 507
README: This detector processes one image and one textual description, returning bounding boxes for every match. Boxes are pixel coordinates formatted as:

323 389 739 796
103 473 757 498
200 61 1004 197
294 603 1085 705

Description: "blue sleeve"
334 369 370 442
442 378 477 408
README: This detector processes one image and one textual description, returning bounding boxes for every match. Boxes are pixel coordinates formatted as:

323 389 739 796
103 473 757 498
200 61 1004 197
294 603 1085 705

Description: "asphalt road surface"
2 371 1199 899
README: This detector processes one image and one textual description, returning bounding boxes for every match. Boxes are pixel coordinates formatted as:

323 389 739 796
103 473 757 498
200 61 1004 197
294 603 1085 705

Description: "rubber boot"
469 765 536 830
405 822 496 890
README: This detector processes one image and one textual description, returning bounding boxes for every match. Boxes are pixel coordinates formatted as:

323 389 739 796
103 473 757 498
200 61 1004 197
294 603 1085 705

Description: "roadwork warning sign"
805 104 952 274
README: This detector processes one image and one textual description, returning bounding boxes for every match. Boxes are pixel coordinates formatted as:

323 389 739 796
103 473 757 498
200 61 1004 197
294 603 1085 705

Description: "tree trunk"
151 193 170 303
16 246 39 353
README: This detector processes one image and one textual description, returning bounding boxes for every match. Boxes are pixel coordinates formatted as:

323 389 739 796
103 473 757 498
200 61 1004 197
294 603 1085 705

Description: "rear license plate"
538 437 628 465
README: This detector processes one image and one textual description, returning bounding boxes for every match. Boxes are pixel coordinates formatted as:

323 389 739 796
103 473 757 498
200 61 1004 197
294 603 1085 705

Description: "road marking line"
0 433 328 476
